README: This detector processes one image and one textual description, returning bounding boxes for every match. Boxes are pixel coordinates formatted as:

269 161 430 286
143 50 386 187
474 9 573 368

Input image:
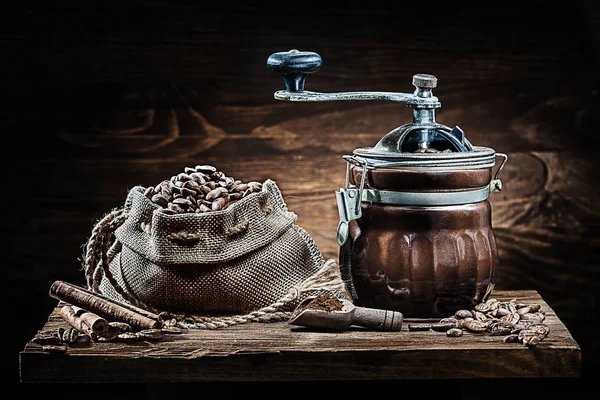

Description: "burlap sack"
82 179 347 328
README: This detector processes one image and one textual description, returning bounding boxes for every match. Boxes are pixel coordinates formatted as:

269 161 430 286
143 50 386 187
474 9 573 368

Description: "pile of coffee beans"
408 298 550 347
144 165 263 214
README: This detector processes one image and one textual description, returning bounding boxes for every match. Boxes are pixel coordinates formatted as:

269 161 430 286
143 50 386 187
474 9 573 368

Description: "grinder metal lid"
349 73 497 169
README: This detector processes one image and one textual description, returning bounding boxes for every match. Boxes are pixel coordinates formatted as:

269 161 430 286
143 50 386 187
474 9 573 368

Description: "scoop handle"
351 307 403 331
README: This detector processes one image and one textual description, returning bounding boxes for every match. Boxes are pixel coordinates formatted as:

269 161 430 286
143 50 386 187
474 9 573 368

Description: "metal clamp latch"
490 153 508 193
336 157 371 246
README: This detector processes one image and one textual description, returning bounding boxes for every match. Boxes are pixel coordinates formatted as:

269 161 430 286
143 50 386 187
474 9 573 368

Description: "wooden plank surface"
19 289 581 383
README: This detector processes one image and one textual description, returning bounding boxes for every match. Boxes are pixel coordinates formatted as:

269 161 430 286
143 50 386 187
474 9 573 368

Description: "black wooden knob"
412 74 437 89
267 49 322 92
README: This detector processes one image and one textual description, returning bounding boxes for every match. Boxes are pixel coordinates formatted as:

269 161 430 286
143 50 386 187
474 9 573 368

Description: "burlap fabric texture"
82 179 348 329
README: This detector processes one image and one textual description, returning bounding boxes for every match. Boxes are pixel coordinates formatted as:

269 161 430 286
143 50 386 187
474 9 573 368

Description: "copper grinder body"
339 164 499 318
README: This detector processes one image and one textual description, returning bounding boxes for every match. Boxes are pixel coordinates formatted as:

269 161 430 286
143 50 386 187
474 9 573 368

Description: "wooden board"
19 290 581 383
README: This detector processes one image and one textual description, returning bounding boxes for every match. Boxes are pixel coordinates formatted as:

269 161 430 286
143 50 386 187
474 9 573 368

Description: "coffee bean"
183 187 198 197
190 172 207 184
463 320 488 332
167 203 185 213
206 187 228 201
519 324 549 347
211 171 225 181
503 334 521 343
177 173 191 182
439 317 458 327
212 198 226 211
228 192 242 201
500 312 520 326
457 317 474 328
60 327 79 344
520 312 545 324
529 304 541 313
144 186 155 198
173 197 194 208
137 329 164 341
151 194 169 207
455 310 473 319
473 311 488 321
248 181 263 191
109 322 132 333
446 328 463 337
117 332 140 342
206 181 217 190
195 165 217 174
490 322 513 336
494 307 511 317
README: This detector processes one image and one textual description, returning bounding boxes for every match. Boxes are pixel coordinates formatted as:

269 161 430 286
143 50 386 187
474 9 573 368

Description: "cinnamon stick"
71 306 110 336
50 280 161 330
59 305 98 340
71 281 161 321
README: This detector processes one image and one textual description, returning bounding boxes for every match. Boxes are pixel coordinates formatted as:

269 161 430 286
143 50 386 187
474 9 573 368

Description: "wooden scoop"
289 293 403 331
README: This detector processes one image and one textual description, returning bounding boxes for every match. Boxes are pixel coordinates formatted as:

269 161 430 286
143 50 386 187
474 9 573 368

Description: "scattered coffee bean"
473 311 488 321
457 317 474 328
117 332 140 342
31 330 61 345
425 298 550 346
455 310 473 319
503 334 521 343
501 312 520 325
58 327 79 344
109 322 132 333
137 329 165 341
446 328 463 337
463 320 488 333
439 317 459 327
519 324 550 347
490 322 513 336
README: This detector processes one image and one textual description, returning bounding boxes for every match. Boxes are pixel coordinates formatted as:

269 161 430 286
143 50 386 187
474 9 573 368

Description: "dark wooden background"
2 1 599 394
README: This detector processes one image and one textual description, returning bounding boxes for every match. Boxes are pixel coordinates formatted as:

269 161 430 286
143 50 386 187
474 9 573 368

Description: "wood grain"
19 290 581 383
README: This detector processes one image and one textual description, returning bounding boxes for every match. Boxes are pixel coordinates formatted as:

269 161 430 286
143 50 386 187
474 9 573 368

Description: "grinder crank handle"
267 49 440 108
350 306 403 331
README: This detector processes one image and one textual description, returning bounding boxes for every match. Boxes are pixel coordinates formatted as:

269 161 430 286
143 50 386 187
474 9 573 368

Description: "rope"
82 207 127 289
83 205 162 313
